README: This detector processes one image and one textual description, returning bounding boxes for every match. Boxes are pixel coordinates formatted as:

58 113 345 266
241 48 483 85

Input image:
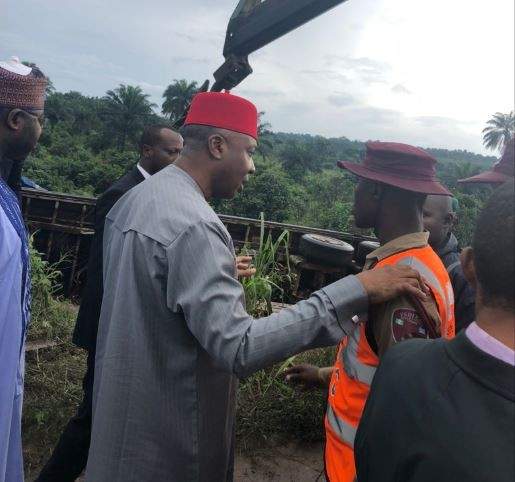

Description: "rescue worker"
85 94 429 482
286 141 455 482
423 195 475 331
355 180 514 482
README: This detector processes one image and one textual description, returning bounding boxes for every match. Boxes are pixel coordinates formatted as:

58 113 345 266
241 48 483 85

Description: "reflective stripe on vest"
397 256 454 325
341 325 376 386
326 404 357 448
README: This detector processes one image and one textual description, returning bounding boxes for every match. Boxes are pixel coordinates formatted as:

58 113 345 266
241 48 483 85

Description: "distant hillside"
268 132 496 170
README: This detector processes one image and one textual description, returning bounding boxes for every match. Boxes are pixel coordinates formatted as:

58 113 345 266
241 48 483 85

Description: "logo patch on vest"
391 308 428 342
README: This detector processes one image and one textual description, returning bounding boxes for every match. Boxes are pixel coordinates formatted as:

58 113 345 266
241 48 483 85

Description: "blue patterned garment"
0 177 31 339
0 175 31 481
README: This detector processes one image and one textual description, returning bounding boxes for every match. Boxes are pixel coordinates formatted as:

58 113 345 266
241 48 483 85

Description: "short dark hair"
179 124 218 150
138 124 177 152
473 180 514 310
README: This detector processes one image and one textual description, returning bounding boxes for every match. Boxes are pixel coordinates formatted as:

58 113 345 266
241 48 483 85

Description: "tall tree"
482 111 514 152
22 60 55 95
256 112 273 159
162 79 199 125
103 84 156 149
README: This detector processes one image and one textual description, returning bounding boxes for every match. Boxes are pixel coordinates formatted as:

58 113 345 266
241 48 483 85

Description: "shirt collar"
365 231 429 268
136 163 151 180
466 322 515 366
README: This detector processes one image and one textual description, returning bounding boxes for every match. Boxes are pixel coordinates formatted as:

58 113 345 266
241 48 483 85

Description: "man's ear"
207 134 225 160
461 247 477 289
141 144 153 159
444 212 457 228
6 109 25 132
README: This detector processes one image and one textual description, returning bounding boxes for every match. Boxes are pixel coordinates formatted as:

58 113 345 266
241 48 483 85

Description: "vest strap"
342 326 377 385
326 404 357 448
397 256 453 323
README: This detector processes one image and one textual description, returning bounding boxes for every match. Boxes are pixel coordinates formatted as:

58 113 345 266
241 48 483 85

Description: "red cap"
337 141 451 196
459 137 514 185
184 91 258 140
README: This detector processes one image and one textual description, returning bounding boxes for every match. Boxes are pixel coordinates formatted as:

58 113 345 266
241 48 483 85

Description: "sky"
1 0 513 154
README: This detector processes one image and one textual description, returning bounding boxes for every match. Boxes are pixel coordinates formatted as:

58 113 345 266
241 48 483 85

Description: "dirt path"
35 442 326 482
235 442 326 482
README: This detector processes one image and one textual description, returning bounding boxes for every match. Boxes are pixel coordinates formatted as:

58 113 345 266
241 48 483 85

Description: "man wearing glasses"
0 56 48 482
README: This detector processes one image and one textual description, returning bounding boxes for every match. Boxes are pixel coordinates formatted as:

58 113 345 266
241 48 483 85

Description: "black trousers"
36 349 95 482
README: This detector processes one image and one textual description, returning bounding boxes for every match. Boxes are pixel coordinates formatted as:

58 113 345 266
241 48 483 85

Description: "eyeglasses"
21 109 47 128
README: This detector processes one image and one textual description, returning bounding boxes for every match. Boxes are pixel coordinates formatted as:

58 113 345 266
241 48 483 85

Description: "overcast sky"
1 0 513 154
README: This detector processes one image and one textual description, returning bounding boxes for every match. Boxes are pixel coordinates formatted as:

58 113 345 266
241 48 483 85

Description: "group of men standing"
1 55 513 482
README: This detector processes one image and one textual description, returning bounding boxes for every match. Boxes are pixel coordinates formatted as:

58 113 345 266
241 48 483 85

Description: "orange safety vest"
324 245 455 482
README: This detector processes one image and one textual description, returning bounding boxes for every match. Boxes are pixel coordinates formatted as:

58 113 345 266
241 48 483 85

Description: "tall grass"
28 238 75 341
241 213 294 316
237 214 334 451
23 241 82 477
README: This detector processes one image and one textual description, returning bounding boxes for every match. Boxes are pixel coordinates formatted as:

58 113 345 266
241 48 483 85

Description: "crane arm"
211 0 348 91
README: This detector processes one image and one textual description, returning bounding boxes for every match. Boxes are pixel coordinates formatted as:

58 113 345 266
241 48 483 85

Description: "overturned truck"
21 188 377 299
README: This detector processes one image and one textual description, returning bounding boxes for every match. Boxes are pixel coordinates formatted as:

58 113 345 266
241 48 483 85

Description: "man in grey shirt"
86 92 427 482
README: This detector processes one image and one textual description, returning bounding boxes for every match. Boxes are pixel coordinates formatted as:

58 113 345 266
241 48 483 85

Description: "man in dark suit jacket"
36 125 184 482
423 195 475 331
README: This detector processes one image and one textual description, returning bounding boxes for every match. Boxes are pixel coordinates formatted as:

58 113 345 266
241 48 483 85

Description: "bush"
29 240 76 342
237 348 335 450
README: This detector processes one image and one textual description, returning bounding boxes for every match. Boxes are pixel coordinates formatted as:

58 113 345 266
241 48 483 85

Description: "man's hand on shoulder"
357 265 430 304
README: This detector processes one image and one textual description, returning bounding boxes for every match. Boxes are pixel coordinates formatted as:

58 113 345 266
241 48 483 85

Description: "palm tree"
103 84 156 149
162 80 199 125
482 111 514 152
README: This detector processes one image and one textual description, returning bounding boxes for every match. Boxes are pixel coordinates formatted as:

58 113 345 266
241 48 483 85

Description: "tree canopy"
482 111 514 152
22 80 502 246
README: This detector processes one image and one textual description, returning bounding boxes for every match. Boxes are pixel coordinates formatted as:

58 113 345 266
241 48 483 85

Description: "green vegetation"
241 213 294 316
28 240 75 342
21 80 508 469
236 348 334 449
23 79 503 247
237 219 332 449
23 247 84 477
482 111 514 152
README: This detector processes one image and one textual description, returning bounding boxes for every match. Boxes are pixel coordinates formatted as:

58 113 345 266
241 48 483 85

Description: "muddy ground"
28 442 326 482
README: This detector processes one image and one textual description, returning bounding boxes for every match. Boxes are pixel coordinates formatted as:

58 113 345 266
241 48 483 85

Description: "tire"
356 240 380 267
299 234 354 268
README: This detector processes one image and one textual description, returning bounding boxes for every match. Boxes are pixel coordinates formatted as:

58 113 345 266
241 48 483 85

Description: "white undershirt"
136 163 151 180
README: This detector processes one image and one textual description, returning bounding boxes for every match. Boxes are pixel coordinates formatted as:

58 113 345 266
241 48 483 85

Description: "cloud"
2 0 512 155
300 69 349 84
171 56 211 65
327 93 359 107
391 83 412 95
324 55 390 84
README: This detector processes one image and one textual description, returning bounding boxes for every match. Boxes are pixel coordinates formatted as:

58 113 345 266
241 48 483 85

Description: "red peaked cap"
184 91 258 140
